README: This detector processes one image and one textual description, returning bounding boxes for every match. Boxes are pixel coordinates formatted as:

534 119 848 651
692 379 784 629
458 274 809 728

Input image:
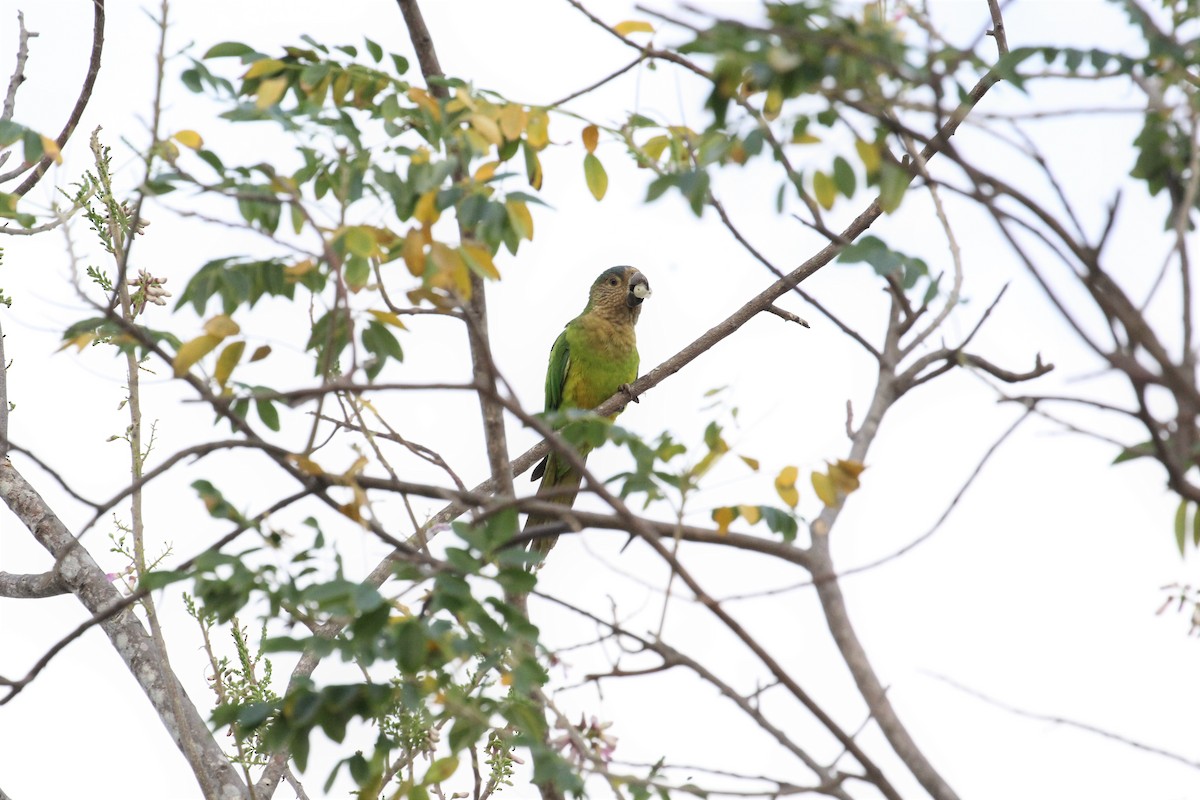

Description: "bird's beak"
627 271 651 307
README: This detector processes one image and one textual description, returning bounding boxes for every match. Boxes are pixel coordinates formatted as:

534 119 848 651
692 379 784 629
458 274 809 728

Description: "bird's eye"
608 278 618 286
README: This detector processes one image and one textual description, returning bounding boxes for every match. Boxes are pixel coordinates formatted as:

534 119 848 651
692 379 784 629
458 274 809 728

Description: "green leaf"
364 38 383 63
255 398 281 431
1175 498 1188 557
878 162 910 212
813 170 836 209
422 756 460 785
204 41 257 59
832 156 856 197
583 153 608 200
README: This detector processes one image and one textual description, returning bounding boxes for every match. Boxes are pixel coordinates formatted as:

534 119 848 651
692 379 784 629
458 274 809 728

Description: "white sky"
0 1 1197 799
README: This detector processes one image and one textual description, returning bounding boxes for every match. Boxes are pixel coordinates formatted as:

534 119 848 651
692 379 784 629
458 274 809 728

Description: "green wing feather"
531 329 570 482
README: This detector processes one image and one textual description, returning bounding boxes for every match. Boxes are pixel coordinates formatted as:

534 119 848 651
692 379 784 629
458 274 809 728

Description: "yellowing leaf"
341 225 377 257
403 228 427 276
203 314 241 338
407 87 442 120
855 138 881 174
712 506 736 535
813 171 836 210
58 333 95 352
285 259 316 280
368 309 408 330
39 136 62 165
775 465 800 508
249 345 272 362
414 190 441 225
614 20 654 36
738 504 762 525
460 243 500 280
526 108 549 149
641 135 670 163
172 130 203 150
288 453 324 476
255 76 288 109
470 113 503 146
763 87 783 120
173 334 222 377
214 340 245 389
498 104 527 140
583 153 608 201
828 459 866 495
739 455 760 471
582 124 599 154
473 160 499 182
505 199 534 240
811 470 838 507
429 242 471 297
244 58 286 79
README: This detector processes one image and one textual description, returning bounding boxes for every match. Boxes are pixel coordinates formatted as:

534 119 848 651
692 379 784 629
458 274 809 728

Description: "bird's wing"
544 327 570 413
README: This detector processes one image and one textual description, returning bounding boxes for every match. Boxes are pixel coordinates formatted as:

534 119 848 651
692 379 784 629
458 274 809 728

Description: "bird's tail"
523 451 586 559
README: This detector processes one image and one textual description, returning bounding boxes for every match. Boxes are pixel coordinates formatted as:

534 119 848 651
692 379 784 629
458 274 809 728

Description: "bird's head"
588 265 652 320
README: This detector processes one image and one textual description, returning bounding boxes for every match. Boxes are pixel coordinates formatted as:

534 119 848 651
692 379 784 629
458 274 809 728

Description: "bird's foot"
618 383 639 404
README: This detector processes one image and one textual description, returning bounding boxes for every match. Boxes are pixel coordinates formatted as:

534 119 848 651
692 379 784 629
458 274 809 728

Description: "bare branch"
0 569 67 598
930 672 1200 771
4 1 105 195
2 11 36 124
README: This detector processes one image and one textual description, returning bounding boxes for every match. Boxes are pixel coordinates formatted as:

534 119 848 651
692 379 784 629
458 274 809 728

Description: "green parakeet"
524 265 652 558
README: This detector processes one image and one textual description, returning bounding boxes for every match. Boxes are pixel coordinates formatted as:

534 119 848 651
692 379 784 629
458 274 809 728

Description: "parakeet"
524 265 652 558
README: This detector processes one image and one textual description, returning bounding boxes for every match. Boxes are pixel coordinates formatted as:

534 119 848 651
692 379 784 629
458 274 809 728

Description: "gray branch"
0 461 248 800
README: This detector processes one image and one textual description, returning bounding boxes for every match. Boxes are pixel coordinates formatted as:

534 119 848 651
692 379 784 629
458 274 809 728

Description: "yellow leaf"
500 672 513 686
526 108 549 149
582 124 599 154
368 309 408 330
414 189 441 225
498 104 527 140
712 506 736 535
505 199 534 241
829 459 866 495
738 505 762 525
288 453 324 476
403 228 427 276
855 138 881 174
214 340 245 388
39 136 62 165
429 242 471 297
285 259 316 280
641 135 670 163
255 76 288 109
460 243 500 280
173 334 222 377
470 113 503 146
792 133 822 145
58 333 95 352
813 171 836 210
583 153 608 201
811 470 838 507
739 455 760 471
763 87 783 120
775 465 800 509
614 20 655 36
407 87 442 121
244 58 286 79
172 130 203 150
473 160 499 182
249 345 272 362
340 454 370 482
203 314 241 338
337 502 363 522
